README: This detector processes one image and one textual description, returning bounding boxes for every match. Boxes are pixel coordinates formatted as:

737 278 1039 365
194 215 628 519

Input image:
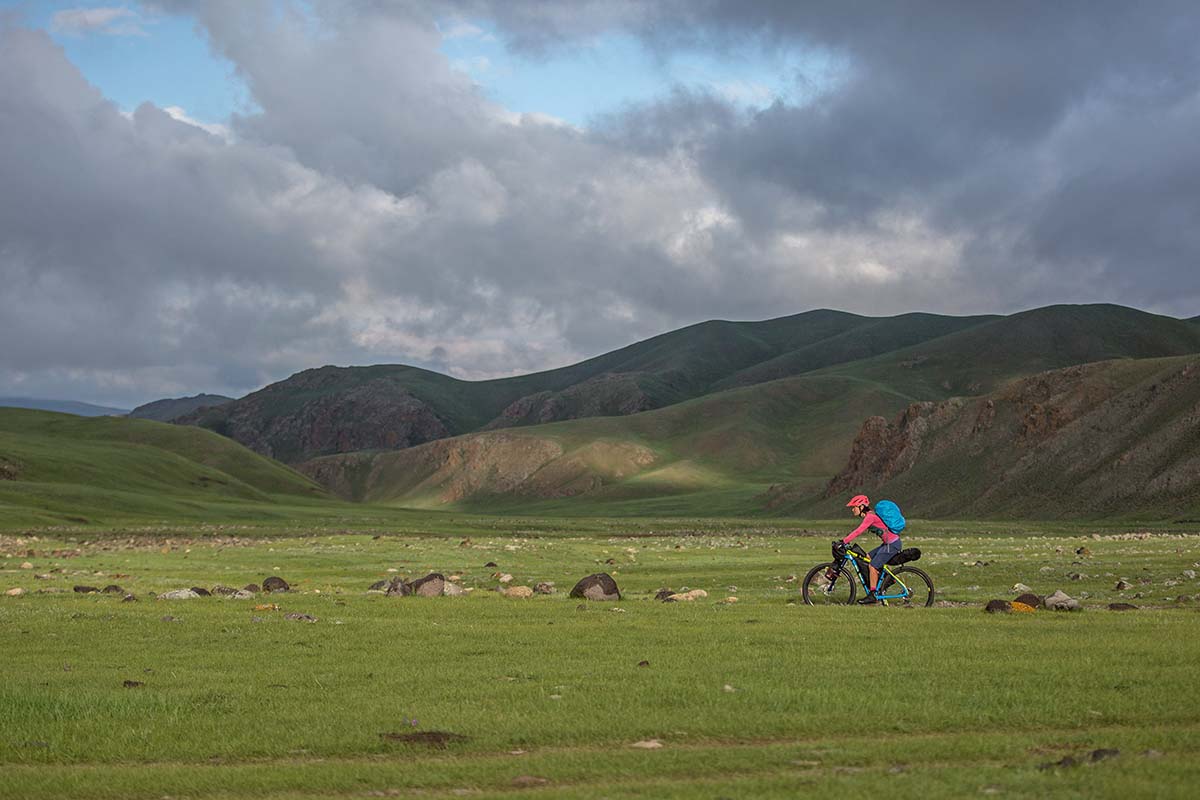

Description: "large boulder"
158 589 202 600
262 576 290 593
1014 592 1042 608
984 599 1012 613
1044 590 1081 611
443 582 465 597
410 573 446 597
569 573 621 601
385 577 412 596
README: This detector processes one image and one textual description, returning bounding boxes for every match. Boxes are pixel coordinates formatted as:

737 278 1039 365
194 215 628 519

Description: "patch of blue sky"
439 18 841 127
10 0 252 124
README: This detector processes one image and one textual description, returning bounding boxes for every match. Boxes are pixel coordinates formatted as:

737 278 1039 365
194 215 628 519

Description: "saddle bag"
886 547 922 566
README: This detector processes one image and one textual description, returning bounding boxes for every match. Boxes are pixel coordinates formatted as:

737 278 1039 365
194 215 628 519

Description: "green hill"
296 305 1200 515
0 397 128 416
0 409 330 527
784 355 1200 520
184 309 995 463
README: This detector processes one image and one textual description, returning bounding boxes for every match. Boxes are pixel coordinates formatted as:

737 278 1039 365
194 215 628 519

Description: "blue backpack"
874 500 906 534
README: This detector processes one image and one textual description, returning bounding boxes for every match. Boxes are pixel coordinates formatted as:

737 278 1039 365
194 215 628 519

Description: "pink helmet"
846 494 869 508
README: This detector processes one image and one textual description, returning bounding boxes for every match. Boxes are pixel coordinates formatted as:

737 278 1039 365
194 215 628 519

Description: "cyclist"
835 494 901 605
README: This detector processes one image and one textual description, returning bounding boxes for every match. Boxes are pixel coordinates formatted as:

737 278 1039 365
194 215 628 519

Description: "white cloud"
51 6 145 37
163 106 231 140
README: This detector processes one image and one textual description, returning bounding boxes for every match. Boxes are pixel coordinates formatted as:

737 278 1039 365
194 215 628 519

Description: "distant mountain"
0 397 128 417
773 354 1200 520
129 394 233 422
183 309 993 463
187 304 1200 475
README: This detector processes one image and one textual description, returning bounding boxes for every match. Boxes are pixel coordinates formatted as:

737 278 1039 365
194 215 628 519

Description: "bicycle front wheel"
802 562 858 606
888 566 935 607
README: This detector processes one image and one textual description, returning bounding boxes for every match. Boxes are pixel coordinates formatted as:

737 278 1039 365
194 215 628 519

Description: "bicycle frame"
837 550 911 602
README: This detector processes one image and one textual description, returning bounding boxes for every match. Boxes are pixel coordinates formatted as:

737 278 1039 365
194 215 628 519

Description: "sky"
2 1 1199 408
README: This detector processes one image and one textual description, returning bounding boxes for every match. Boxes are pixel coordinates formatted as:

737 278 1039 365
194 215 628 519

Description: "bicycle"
801 542 935 606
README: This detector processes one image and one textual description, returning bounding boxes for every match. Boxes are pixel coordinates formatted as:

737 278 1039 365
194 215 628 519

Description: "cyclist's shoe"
857 591 878 605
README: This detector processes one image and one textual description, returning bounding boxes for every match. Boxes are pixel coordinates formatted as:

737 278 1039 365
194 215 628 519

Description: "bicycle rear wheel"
886 566 935 607
802 562 858 606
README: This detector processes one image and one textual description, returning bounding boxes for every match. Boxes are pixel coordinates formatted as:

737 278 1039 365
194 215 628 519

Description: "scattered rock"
121 593 138 603
229 590 254 600
410 573 446 597
284 613 317 623
5 587 25 597
20 562 33 570
1141 749 1164 759
511 776 549 788
379 730 469 748
497 573 514 584
254 603 280 611
569 573 621 601
1076 547 1092 556
637 660 650 667
211 585 238 596
72 585 100 594
484 561 497 568
102 585 124 594
654 588 675 601
503 586 534 599
630 739 663 749
984 599 1012 614
1184 570 1197 580
1068 573 1085 581
367 580 389 591
262 576 290 593
1089 748 1120 762
723 684 736 693
157 589 201 600
122 680 145 688
1115 579 1133 590
1039 755 1079 770
443 582 465 597
189 587 212 597
243 583 261 593
1011 583 1034 593
1043 590 1081 611
1010 602 1036 613
160 615 180 622
533 582 555 595
385 577 412 596
1014 592 1041 607
724 596 739 604
667 589 709 602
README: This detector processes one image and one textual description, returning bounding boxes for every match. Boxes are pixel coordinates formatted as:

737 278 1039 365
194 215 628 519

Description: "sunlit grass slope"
0 409 335 527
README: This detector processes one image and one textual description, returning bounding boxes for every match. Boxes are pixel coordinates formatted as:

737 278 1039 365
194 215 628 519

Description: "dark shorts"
869 539 902 570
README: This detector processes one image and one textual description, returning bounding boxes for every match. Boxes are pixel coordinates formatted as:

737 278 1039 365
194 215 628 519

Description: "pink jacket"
842 511 900 545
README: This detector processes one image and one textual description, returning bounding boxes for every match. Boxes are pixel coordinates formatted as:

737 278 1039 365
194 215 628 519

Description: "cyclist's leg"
869 540 901 593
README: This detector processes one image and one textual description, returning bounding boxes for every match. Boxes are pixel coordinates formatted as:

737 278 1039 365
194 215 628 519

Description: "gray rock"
189 587 212 597
533 582 555 595
1184 570 1197 580
1115 579 1133 591
72 585 100 594
211 585 239 596
157 589 202 600
1108 602 1138 611
284 613 317 623
1043 590 1081 611
386 577 412 596
984 599 1012 614
229 590 255 600
243 583 261 593
1011 583 1033 593
367 579 389 591
102 585 125 594
443 582 465 597
262 576 290 593
569 573 621 601
410 573 445 597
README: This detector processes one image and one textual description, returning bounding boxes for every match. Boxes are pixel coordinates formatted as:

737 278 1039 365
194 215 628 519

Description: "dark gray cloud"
3 2 1200 407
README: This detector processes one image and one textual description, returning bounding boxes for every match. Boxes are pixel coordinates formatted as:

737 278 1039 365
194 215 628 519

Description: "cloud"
4 2 1200 407
51 6 145 37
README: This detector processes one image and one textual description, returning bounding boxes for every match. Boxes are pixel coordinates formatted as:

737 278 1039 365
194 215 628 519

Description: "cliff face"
804 356 1200 518
182 377 449 464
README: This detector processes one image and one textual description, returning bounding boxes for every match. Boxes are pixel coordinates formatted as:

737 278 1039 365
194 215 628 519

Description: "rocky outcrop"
814 356 1200 519
180 370 451 464
129 394 234 422
569 573 621 601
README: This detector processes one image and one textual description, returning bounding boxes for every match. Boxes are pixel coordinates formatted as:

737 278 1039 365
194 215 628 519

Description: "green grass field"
4 521 1199 799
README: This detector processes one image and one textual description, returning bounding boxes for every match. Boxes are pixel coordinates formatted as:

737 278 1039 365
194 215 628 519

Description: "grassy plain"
3 520 1200 799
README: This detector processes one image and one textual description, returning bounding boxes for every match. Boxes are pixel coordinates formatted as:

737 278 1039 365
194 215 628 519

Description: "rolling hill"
185 304 1200 467
0 397 128 417
779 355 1200 520
0 408 330 527
298 372 915 515
129 394 233 422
